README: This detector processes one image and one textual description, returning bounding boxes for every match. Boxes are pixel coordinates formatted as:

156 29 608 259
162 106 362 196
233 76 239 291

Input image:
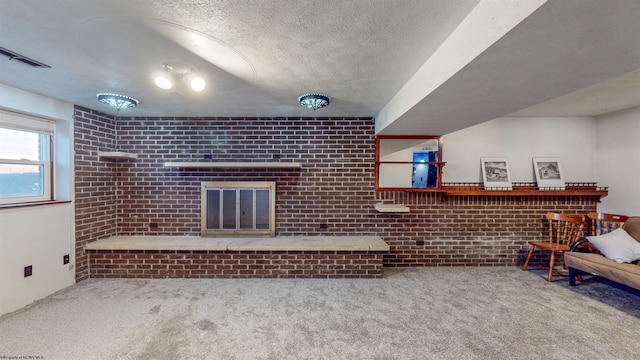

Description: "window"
375 135 444 191
0 110 54 205
201 182 276 237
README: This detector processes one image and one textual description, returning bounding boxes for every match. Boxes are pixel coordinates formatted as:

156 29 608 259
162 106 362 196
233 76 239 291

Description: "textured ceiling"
0 0 639 135
0 0 478 117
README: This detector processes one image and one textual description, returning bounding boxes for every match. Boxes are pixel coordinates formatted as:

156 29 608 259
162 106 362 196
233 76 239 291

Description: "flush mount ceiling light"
154 64 206 92
96 93 139 110
298 93 330 111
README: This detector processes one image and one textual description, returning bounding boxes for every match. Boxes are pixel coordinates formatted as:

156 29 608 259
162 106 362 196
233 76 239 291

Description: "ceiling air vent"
0 47 51 68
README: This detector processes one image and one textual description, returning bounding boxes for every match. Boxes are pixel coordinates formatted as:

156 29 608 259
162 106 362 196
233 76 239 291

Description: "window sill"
0 200 72 210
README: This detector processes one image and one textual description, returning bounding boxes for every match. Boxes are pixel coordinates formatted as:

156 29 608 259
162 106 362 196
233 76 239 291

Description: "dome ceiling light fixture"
96 93 139 110
154 63 206 92
298 93 330 111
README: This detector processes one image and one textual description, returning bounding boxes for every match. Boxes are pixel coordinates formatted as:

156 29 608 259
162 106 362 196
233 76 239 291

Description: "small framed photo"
481 157 512 190
533 157 565 190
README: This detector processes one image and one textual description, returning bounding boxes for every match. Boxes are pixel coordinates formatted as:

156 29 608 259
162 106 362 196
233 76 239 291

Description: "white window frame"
201 181 276 237
0 109 55 205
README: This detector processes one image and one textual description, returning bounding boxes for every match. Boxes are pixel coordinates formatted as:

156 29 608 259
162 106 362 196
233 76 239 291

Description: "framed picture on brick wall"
481 157 512 190
533 157 565 190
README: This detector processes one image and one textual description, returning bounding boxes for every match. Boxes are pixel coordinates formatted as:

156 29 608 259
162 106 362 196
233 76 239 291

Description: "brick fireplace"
74 107 598 280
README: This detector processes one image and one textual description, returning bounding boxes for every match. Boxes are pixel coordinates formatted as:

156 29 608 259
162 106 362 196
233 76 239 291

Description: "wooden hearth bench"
85 235 390 279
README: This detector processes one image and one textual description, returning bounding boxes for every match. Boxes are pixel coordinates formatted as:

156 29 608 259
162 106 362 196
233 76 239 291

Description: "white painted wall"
376 0 547 134
441 117 596 183
0 84 75 316
0 203 75 314
595 107 640 216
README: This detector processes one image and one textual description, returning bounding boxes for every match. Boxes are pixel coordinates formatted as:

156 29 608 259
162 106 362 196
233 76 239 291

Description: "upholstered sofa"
566 217 640 290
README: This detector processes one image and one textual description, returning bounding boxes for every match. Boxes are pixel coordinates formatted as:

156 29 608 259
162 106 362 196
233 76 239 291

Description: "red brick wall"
74 107 118 280
112 117 375 236
74 108 599 278
87 250 384 278
374 192 596 266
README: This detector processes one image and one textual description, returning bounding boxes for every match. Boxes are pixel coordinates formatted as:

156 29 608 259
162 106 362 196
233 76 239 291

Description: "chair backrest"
545 212 585 246
587 212 628 236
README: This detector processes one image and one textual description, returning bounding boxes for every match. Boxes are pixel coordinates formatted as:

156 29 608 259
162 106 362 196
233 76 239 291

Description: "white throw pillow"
587 228 640 263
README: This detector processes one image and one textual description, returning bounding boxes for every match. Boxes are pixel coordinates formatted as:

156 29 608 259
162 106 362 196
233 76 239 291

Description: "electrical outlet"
320 223 328 229
416 240 425 246
63 254 70 265
24 265 33 277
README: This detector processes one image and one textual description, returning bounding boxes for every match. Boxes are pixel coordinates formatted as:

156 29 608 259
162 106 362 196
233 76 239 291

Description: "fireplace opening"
201 181 276 237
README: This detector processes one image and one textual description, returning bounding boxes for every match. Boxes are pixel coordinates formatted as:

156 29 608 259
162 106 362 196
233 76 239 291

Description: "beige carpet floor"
1 267 639 360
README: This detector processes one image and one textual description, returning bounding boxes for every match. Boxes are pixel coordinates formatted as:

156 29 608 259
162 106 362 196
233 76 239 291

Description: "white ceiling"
0 0 639 135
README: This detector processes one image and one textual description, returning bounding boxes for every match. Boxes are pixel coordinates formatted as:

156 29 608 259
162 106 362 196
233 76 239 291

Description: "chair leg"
548 250 556 282
522 246 535 270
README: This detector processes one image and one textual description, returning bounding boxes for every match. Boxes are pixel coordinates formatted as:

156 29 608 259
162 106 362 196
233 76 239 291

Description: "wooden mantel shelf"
164 161 302 169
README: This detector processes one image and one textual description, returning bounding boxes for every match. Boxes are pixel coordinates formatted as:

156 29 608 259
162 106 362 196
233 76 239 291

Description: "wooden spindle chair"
588 212 628 236
522 212 585 282
575 212 629 254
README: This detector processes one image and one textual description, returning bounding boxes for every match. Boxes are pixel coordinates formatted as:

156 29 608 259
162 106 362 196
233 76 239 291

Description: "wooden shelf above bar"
441 182 608 197
164 161 302 169
98 151 137 160
444 189 609 196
